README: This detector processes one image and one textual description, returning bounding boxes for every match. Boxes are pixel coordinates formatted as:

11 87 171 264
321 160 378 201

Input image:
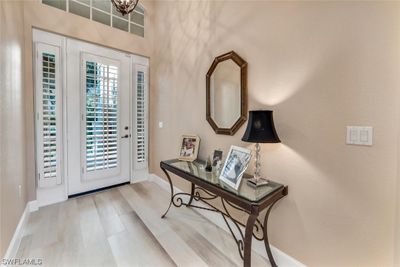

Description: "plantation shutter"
35 43 62 187
81 53 121 180
134 64 148 170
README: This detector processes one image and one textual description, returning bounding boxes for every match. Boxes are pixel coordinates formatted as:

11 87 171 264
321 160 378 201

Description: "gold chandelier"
111 0 139 16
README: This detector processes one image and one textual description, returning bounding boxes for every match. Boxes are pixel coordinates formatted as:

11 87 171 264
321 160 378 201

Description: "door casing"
67 39 131 195
33 29 149 205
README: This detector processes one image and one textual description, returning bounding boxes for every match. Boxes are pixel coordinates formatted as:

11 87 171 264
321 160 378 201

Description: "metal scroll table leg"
243 213 258 267
161 168 174 219
187 183 195 206
263 199 281 267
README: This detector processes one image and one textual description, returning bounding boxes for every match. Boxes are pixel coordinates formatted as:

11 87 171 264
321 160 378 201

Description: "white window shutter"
134 64 148 170
81 53 121 180
35 43 62 187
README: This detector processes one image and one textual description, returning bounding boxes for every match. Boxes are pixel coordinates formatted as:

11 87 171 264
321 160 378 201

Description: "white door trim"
33 29 150 207
33 29 68 207
67 39 131 195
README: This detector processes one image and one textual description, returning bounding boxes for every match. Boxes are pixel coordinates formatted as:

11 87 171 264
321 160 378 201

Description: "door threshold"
68 182 130 198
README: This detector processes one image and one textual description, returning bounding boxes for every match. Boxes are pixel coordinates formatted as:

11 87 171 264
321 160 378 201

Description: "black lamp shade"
241 110 281 143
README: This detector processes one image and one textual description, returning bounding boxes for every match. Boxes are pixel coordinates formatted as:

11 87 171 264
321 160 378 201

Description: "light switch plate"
359 127 373 145
158 121 164 128
346 126 358 145
346 126 373 146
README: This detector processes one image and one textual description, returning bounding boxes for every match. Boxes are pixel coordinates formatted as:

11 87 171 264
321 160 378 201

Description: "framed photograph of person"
178 135 200 162
219 146 252 190
212 150 223 167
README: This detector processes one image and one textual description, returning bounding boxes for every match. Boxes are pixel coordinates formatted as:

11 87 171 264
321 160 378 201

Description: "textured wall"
0 0 27 258
150 1 400 266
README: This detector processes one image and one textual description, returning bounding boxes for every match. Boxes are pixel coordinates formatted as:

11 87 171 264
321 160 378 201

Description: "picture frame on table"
219 145 252 190
212 150 223 167
178 135 200 162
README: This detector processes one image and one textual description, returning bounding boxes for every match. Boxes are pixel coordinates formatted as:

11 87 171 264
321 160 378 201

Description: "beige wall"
0 1 27 257
150 1 400 266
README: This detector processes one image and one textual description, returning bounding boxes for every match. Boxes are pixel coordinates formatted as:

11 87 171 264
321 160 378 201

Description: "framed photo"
219 146 252 190
179 135 200 162
212 150 223 167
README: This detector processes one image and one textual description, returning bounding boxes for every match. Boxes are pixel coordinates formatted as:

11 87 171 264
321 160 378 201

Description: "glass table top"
162 159 284 203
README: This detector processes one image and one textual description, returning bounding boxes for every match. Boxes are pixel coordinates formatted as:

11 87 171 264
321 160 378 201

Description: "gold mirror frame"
206 51 248 135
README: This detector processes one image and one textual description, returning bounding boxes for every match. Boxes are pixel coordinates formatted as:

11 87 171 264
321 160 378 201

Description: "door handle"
121 134 129 139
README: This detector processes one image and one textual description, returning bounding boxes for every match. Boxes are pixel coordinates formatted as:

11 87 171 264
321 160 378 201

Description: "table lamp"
241 110 281 187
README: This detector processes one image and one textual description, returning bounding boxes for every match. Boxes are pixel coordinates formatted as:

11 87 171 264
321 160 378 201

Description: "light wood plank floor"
17 182 270 267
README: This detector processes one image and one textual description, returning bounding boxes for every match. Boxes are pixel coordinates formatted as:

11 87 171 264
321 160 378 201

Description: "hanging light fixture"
111 0 139 16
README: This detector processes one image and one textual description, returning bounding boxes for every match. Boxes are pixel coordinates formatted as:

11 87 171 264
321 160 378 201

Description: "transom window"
42 0 145 37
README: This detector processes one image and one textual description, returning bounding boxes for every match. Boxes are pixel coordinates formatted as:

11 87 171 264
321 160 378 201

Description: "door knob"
121 134 129 139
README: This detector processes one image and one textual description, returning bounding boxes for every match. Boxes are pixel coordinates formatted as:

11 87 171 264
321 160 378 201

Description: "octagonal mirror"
206 51 247 135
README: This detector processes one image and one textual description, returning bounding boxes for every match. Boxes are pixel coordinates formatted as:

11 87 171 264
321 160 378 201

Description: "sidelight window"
35 43 62 187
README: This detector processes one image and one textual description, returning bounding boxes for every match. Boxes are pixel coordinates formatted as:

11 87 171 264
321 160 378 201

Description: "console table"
160 159 288 267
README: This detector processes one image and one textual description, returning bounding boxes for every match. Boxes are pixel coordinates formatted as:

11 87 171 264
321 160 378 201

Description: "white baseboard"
2 201 34 263
28 200 38 212
149 173 305 267
37 185 67 208
131 169 151 184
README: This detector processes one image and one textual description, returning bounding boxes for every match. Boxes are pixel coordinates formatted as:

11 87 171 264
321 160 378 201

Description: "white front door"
67 39 131 195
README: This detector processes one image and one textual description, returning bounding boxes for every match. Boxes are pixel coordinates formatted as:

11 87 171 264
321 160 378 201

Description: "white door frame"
67 39 131 195
33 29 149 206
33 29 68 207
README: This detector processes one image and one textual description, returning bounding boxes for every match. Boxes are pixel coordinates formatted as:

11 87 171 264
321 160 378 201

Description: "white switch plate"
359 127 373 145
158 121 164 128
346 126 373 146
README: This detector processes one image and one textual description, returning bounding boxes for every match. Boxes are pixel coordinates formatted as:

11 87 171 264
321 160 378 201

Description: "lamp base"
247 177 269 187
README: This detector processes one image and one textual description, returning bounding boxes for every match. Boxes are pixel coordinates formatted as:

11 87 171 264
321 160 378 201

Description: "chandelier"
111 0 139 16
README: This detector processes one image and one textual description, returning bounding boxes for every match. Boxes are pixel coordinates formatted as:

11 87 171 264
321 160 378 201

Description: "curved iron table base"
160 168 174 219
160 166 286 267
